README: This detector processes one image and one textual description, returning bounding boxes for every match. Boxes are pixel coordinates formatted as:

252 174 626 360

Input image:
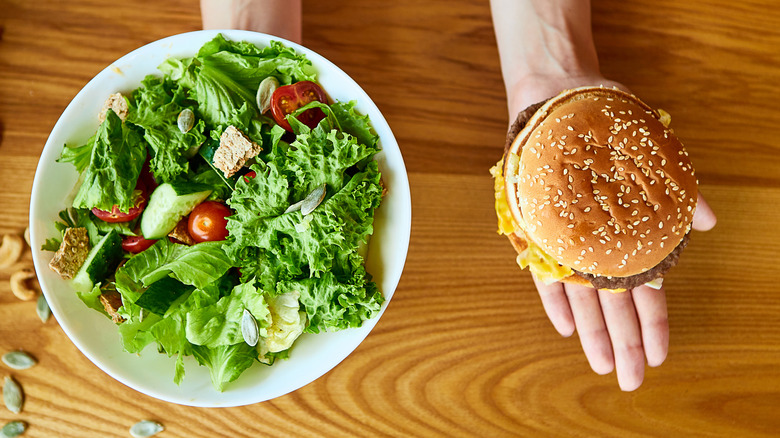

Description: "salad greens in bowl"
29 30 410 407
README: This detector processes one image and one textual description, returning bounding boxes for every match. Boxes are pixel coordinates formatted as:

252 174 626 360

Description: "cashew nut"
10 269 38 301
0 234 24 268
24 227 31 248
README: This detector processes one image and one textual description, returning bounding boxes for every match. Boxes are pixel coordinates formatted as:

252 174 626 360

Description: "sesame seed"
659 221 664 229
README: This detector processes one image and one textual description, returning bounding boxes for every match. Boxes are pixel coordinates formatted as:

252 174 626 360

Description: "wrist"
491 0 605 116
507 73 623 118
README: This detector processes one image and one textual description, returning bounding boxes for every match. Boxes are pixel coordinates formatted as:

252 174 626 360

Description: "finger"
632 285 669 367
598 289 645 392
565 283 614 375
692 191 717 231
532 275 575 337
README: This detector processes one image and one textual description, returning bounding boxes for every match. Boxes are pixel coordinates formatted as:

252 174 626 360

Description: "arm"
200 0 302 44
491 0 619 117
490 0 717 391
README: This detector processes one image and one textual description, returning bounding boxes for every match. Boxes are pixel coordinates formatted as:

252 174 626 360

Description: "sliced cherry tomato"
242 171 256 183
188 201 231 243
121 235 158 253
92 179 148 223
270 81 328 132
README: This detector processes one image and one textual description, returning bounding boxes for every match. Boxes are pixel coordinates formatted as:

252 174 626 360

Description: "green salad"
44 34 384 391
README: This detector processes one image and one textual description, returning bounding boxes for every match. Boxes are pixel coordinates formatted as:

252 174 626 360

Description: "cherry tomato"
270 81 328 132
188 201 231 243
242 171 256 183
121 235 158 253
92 179 148 223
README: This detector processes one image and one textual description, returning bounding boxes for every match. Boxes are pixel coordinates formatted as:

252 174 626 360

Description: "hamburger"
491 86 698 291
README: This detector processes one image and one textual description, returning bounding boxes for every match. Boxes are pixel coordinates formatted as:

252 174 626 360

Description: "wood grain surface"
1 0 779 436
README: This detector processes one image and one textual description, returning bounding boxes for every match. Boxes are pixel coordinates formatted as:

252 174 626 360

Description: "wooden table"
1 0 778 436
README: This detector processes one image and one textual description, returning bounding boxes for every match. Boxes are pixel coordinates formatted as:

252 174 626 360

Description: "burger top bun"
504 87 698 278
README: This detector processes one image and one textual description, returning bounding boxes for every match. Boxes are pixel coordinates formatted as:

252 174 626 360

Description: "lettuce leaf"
227 159 382 280
283 271 383 334
330 101 379 149
127 75 207 183
197 35 316 88
290 100 378 150
185 282 270 348
192 342 257 392
120 239 232 289
160 35 315 130
71 110 146 212
58 136 96 173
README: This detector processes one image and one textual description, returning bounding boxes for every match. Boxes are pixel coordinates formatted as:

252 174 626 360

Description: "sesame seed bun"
503 86 698 278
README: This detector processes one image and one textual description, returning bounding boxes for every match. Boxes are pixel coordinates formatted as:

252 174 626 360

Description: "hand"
491 0 718 391
533 196 715 391
514 77 718 391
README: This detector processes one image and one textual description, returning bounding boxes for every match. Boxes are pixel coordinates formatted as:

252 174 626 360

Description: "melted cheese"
491 160 573 284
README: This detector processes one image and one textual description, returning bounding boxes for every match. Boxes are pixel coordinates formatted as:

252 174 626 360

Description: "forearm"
200 0 302 44
490 0 602 115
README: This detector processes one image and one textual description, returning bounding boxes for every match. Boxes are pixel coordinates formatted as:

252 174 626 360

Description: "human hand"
511 77 718 391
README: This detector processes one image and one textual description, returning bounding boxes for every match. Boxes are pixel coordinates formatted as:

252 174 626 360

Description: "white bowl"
29 30 411 407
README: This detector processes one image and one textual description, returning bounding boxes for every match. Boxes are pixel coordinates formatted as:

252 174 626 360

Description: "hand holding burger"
491 0 716 390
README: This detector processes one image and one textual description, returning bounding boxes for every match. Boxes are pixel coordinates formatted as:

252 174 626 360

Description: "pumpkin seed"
2 376 23 414
177 108 195 134
0 421 27 438
129 420 164 438
301 184 327 216
67 207 79 226
1 352 37 371
256 76 280 114
241 309 259 347
284 199 304 214
36 294 51 323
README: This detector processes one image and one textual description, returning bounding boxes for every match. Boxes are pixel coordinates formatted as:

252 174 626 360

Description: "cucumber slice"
72 230 123 293
140 182 212 239
199 139 237 189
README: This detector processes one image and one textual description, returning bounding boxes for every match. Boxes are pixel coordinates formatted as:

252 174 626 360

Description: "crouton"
48 227 90 280
99 291 125 324
168 218 195 246
98 92 129 122
213 125 262 178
